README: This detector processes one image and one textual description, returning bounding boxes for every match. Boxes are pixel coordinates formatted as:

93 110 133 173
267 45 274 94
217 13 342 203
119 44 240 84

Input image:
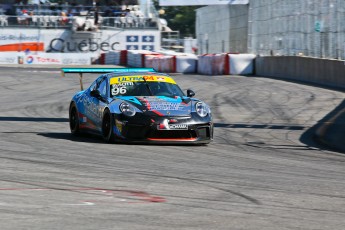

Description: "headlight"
195 102 209 117
119 102 136 116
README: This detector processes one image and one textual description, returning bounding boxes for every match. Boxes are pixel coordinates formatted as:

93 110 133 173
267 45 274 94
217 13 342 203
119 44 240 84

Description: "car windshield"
110 81 185 97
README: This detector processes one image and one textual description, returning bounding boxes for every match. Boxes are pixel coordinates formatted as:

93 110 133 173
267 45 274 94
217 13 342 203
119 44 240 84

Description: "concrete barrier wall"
196 5 248 55
256 56 345 89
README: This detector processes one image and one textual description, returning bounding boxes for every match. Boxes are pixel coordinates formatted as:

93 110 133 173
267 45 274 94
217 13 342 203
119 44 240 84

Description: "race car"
63 68 213 144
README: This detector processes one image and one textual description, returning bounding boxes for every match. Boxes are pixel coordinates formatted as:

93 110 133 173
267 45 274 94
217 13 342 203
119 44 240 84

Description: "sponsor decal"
111 82 133 96
36 57 60 63
110 76 176 84
115 119 124 133
62 58 90 65
0 57 16 64
26 56 34 64
18 56 24 64
168 124 188 130
79 95 102 121
156 76 165 81
157 119 188 130
150 102 181 111
0 34 40 41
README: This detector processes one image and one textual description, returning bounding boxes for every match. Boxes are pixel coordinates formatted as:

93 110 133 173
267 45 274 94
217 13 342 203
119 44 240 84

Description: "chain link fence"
248 0 345 60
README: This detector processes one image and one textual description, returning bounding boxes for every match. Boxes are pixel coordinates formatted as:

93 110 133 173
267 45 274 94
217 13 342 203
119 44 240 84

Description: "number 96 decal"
112 85 127 95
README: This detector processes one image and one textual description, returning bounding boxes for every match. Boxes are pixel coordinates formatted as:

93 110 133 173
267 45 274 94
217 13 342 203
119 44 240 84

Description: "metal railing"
0 15 158 30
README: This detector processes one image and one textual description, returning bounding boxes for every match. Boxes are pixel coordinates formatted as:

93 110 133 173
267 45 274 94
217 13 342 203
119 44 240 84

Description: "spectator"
59 11 69 25
121 8 131 17
17 9 29 25
28 11 34 25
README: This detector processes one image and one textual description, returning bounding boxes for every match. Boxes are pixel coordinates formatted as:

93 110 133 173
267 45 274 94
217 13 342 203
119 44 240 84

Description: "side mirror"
90 89 101 98
187 89 195 98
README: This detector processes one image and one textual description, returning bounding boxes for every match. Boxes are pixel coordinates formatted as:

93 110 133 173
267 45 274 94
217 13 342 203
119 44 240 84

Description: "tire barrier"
197 53 230 75
143 54 198 73
229 54 256 75
176 55 198 73
127 50 158 67
95 50 256 76
144 54 162 70
197 54 213 75
105 51 121 65
144 55 176 73
97 50 128 66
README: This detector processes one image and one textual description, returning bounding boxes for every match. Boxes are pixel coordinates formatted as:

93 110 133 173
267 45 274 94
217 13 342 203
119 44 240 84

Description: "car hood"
120 96 193 116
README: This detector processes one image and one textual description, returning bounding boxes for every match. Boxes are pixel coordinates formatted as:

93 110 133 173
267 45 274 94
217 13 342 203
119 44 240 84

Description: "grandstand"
0 0 159 30
0 0 162 54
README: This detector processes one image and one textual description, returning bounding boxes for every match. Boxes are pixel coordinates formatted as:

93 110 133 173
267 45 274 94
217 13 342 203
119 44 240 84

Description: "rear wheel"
69 103 80 135
102 110 115 143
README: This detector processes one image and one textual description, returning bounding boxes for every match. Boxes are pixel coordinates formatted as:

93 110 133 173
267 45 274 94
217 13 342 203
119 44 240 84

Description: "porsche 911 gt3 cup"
63 68 213 144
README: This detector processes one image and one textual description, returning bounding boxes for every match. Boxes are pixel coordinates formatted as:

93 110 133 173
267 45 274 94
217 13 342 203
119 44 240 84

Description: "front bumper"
112 113 213 144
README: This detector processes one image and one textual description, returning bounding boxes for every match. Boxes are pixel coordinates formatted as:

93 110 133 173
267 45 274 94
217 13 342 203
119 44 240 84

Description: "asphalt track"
0 66 344 230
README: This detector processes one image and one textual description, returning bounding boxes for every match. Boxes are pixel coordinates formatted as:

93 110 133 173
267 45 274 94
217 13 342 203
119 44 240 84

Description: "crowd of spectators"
0 0 153 28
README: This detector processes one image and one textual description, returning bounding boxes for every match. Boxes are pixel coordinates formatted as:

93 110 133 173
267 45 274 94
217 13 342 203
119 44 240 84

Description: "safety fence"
249 0 345 60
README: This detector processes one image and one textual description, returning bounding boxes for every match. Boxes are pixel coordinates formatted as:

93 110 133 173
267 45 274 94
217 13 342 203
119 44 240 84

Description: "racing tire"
102 110 115 143
69 103 80 135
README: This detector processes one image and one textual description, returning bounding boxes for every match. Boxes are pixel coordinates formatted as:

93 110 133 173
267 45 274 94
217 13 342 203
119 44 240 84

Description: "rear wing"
61 67 156 90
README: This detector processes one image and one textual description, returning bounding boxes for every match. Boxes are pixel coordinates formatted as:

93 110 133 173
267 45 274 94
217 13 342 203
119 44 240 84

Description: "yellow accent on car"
110 75 176 85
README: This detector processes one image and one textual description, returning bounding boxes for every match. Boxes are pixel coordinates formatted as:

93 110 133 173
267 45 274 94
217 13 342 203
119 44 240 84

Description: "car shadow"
0 117 68 122
37 132 106 144
37 132 211 147
214 123 305 130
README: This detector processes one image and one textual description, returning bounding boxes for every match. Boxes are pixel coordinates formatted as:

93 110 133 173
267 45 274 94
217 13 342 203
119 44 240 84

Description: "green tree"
153 0 200 38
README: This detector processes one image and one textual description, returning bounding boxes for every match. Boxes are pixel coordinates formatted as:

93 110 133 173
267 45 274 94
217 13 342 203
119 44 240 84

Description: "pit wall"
255 56 345 89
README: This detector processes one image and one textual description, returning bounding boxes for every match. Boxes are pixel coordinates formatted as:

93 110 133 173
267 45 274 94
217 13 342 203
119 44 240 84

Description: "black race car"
64 68 213 144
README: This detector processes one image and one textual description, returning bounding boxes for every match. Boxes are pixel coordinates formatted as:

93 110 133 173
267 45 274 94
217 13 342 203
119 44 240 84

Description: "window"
97 78 107 98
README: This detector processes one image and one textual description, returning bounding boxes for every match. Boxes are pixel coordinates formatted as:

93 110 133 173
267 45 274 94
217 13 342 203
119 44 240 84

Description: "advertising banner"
159 0 249 6
0 52 97 65
21 53 94 65
0 29 160 53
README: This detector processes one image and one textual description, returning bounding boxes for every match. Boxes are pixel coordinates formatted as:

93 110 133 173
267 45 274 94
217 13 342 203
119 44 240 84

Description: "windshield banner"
110 76 176 84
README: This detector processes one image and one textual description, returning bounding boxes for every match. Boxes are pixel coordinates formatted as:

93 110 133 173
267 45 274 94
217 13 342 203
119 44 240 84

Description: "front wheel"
69 103 80 135
102 110 115 143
